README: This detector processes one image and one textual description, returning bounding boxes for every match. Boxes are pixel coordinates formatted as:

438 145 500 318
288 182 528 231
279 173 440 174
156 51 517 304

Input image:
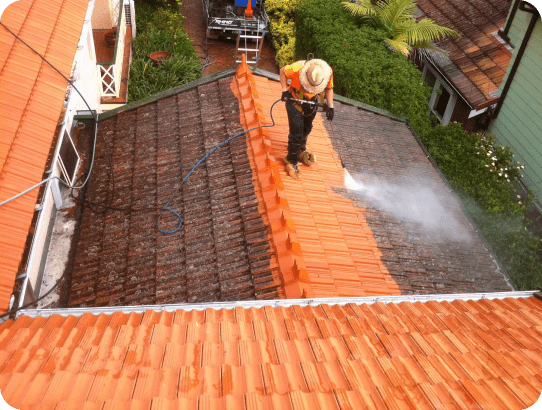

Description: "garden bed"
129 1 201 102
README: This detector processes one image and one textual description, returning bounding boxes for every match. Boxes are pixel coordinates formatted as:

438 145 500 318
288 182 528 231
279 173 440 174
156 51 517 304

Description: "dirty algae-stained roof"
416 0 513 108
69 56 511 308
0 0 88 312
0 292 541 409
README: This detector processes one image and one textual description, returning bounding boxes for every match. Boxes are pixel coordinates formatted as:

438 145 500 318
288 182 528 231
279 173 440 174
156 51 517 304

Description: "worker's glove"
281 91 291 102
326 107 334 121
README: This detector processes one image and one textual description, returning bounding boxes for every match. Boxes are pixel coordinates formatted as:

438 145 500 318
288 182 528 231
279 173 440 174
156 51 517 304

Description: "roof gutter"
499 0 522 43
16 291 538 318
493 2 539 118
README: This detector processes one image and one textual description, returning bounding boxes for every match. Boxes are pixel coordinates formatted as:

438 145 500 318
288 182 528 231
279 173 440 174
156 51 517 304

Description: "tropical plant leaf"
342 0 460 55
342 0 378 18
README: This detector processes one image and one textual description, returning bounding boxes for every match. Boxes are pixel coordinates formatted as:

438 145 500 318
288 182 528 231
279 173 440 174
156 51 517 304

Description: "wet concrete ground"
181 0 279 76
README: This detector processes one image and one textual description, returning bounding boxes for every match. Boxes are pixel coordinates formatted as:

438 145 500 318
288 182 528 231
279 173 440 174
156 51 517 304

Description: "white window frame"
423 64 458 126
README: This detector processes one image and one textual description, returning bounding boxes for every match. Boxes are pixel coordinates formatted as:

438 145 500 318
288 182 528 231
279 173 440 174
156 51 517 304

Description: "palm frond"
403 18 460 44
385 36 412 55
411 42 453 67
379 0 416 30
342 0 378 18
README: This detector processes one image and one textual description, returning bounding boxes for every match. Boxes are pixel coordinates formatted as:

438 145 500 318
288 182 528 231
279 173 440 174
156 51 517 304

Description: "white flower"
492 162 495 166
505 174 508 178
477 152 480 155
499 173 502 176
487 153 491 156
485 165 489 167
492 156 497 161
519 201 522 204
521 165 525 169
518 195 521 198
507 179 510 182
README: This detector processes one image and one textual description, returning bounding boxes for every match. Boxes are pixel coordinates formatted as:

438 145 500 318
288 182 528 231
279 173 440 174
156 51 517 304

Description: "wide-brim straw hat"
299 59 332 95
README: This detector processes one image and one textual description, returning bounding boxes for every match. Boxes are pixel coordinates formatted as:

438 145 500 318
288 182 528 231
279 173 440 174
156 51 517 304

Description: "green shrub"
132 28 195 58
420 124 525 214
265 0 298 17
270 17 295 50
276 37 295 68
458 192 542 291
128 27 200 102
264 0 298 66
147 7 185 33
295 0 432 132
135 0 183 35
418 122 542 290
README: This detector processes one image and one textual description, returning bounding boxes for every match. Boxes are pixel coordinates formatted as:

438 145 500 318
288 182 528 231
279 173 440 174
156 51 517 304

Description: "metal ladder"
235 22 265 66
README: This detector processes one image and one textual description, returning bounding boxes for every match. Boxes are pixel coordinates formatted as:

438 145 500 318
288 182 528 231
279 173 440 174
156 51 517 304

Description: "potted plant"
149 51 171 66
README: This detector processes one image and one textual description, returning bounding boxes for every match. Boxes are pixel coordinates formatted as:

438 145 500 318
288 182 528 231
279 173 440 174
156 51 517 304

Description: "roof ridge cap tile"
234 56 314 299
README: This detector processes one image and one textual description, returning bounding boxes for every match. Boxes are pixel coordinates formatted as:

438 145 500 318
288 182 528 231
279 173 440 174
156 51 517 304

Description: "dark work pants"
286 100 317 165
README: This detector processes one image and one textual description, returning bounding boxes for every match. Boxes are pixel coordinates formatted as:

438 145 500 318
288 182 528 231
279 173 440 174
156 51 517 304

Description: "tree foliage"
295 0 432 131
342 0 459 56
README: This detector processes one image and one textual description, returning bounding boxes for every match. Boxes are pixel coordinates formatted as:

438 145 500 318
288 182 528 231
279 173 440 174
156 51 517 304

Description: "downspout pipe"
499 0 521 43
493 2 539 118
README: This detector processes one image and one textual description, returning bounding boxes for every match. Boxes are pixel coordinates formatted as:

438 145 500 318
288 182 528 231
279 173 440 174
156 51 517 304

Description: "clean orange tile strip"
1 295 542 409
234 57 400 298
231 56 313 299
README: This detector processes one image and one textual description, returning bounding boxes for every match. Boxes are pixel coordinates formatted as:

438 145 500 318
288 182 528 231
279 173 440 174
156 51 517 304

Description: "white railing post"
98 4 125 98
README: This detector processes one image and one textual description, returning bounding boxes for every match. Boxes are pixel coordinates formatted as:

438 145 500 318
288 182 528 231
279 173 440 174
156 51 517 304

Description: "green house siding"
488 12 542 199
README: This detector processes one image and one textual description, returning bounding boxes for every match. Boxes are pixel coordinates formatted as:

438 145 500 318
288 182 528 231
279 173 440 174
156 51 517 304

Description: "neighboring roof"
416 0 513 109
68 57 512 308
0 0 88 312
1 291 541 409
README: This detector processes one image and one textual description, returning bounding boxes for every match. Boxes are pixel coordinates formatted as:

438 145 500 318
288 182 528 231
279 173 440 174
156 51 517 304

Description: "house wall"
450 98 479 134
488 15 542 199
92 0 114 29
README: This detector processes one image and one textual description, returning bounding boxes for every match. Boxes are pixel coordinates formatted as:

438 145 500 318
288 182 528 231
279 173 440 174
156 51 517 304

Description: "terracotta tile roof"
1 293 541 408
69 76 285 307
234 62 401 298
69 57 511 306
416 0 513 108
323 102 512 294
0 0 88 312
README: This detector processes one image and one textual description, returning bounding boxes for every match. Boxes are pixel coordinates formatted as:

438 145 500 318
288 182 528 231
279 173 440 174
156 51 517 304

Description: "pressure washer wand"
289 97 329 112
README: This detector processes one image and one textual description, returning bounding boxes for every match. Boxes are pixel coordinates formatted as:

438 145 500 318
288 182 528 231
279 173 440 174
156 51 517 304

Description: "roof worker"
280 55 334 179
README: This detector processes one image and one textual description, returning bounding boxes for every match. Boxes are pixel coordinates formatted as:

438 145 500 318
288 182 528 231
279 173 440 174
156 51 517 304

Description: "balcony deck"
93 26 132 106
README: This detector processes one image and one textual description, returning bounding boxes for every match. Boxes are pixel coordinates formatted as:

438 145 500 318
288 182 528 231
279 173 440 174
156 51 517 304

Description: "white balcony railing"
98 2 126 98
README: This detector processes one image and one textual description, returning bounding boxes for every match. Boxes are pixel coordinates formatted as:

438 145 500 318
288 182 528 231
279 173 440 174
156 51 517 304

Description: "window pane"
424 69 436 88
434 86 450 118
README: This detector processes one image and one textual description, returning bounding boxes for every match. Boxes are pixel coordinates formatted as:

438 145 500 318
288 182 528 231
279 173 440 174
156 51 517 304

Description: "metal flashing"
17 290 537 318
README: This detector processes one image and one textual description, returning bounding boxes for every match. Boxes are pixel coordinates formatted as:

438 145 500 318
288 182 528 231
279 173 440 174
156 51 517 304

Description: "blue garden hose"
158 99 282 234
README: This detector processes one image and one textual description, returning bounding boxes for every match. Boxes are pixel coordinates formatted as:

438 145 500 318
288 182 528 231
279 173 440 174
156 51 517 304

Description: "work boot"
283 157 301 180
298 151 316 166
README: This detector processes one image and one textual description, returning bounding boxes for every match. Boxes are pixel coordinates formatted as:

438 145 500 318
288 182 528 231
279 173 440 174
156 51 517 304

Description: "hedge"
295 0 432 132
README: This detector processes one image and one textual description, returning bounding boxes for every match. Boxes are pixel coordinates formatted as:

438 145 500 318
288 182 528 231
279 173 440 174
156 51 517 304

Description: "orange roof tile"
232 57 400 298
0 293 541 409
0 0 88 312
